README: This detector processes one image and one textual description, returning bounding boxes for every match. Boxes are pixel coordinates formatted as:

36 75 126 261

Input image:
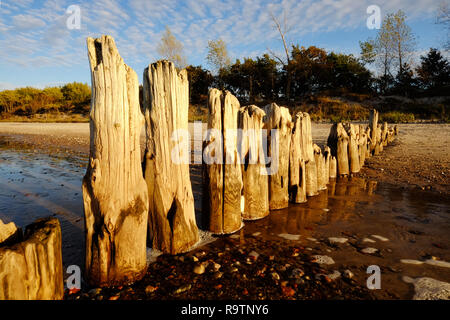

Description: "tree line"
0 82 90 116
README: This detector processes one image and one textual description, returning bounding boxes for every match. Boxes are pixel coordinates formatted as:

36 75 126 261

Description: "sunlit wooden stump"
143 60 199 254
203 89 243 234
83 35 149 287
264 103 293 209
238 105 269 220
0 217 63 300
289 112 307 203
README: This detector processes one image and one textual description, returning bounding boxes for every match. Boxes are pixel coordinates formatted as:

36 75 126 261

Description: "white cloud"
12 14 46 30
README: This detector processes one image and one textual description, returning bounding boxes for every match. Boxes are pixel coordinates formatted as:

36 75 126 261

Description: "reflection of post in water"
268 206 325 238
366 180 378 195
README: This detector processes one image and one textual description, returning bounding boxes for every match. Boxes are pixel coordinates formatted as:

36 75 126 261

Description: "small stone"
290 268 305 278
192 256 199 262
214 271 223 279
109 295 120 300
312 255 335 265
88 288 102 296
278 233 300 241
362 238 376 243
328 270 341 280
328 237 348 244
212 262 221 272
145 285 158 294
193 263 205 275
248 250 260 261
252 232 261 237
271 272 280 281
371 235 389 242
281 286 295 297
343 270 354 279
361 247 378 254
174 284 191 295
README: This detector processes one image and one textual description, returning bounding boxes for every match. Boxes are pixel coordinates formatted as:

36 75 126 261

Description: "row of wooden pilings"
0 35 398 299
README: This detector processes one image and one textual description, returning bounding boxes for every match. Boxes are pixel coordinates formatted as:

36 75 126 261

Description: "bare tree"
385 10 416 75
157 26 187 69
268 11 293 100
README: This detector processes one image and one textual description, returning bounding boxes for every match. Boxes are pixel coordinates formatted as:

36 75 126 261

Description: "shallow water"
0 137 449 299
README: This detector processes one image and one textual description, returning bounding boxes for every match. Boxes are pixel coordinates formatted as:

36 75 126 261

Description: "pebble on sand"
361 247 378 254
313 255 335 265
371 235 389 242
278 233 301 241
328 237 348 244
362 238 376 243
403 276 450 300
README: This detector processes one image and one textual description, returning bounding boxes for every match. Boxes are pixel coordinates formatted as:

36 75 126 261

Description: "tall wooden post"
369 109 379 154
345 123 360 174
204 89 243 234
143 60 199 254
238 105 269 220
289 112 307 203
83 36 149 287
297 112 318 197
264 103 292 209
327 123 349 176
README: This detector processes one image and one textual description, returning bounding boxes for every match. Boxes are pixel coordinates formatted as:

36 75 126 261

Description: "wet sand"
0 122 449 300
0 122 448 194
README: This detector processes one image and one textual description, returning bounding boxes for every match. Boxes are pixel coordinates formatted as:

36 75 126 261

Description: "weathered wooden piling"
204 89 243 234
143 60 199 254
0 217 63 300
345 123 361 174
298 112 318 197
238 105 269 220
369 109 379 154
83 36 149 286
314 144 328 191
327 123 349 176
264 103 292 209
289 112 307 203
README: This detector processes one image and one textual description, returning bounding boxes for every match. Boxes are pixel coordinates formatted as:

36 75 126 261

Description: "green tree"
61 82 91 106
185 65 213 104
416 48 450 92
359 40 376 65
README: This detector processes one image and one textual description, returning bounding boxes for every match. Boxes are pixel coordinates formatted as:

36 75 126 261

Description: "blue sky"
0 0 448 90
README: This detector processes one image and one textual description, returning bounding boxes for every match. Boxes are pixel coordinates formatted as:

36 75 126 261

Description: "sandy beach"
1 122 448 194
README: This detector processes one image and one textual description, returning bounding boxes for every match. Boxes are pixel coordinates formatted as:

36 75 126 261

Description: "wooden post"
381 122 389 146
327 123 349 176
297 112 318 197
374 123 383 154
369 109 379 154
83 36 149 287
289 112 307 203
143 60 199 254
358 124 367 168
204 89 243 234
238 105 269 220
324 146 331 183
264 103 292 209
329 156 337 179
0 218 64 300
365 127 371 159
314 144 327 191
345 123 361 174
